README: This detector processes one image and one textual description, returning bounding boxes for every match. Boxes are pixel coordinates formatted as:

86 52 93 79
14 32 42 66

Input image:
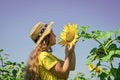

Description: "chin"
51 42 56 46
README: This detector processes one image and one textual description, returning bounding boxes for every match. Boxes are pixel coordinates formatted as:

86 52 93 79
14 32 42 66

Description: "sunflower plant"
0 49 25 80
59 23 80 47
79 27 120 80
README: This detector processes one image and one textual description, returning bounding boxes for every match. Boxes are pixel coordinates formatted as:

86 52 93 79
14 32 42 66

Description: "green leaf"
105 31 114 40
107 76 112 80
91 30 114 41
114 77 120 80
98 72 107 80
86 54 96 65
101 31 114 41
111 67 118 77
0 49 3 52
82 33 93 41
100 51 115 62
108 44 117 50
113 50 120 58
111 64 120 80
116 36 120 43
91 30 104 39
91 73 96 78
0 57 2 60
13 62 17 65
89 48 97 55
116 28 120 34
5 61 13 65
116 63 120 77
115 50 120 55
74 72 87 80
12 69 17 77
79 26 90 32
21 61 24 64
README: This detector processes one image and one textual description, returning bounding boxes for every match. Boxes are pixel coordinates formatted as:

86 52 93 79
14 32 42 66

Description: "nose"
52 32 56 37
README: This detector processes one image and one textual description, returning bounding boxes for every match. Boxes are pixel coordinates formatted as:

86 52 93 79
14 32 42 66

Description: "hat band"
34 24 48 43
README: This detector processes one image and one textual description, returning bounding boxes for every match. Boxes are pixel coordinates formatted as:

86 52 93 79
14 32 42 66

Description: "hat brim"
30 22 45 42
35 21 54 48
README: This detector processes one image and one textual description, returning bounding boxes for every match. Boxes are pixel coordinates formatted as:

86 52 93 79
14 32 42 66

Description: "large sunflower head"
59 23 80 47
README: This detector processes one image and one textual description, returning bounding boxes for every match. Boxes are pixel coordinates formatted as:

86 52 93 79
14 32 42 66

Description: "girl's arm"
69 49 76 70
50 45 75 79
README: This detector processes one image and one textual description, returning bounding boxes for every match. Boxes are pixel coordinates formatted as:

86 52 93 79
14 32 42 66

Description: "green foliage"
73 72 91 80
0 49 25 80
77 27 120 80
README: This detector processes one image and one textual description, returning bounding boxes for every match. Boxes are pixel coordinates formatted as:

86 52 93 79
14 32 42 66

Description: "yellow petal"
59 23 80 46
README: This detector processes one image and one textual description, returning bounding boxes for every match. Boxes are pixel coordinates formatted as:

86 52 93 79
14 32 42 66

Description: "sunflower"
88 64 102 74
88 64 95 71
95 66 102 73
59 23 80 47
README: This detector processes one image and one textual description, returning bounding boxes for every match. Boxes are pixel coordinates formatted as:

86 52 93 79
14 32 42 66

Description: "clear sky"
0 0 120 79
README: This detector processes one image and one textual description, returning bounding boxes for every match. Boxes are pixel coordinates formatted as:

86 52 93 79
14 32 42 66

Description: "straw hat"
30 21 54 48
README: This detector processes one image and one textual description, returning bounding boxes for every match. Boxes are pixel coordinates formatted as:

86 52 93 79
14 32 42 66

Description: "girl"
25 21 76 80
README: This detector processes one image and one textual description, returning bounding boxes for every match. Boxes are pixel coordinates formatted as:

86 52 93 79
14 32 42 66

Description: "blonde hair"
24 34 52 80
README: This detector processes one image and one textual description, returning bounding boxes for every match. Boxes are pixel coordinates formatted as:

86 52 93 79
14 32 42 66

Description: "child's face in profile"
49 30 56 46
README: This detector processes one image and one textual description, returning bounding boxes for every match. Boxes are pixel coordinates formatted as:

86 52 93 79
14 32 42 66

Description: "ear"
43 40 46 44
42 40 47 47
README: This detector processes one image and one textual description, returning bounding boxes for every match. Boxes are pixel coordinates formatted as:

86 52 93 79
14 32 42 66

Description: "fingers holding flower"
65 44 75 55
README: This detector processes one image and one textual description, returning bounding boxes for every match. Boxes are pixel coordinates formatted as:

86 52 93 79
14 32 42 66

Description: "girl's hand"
65 44 75 55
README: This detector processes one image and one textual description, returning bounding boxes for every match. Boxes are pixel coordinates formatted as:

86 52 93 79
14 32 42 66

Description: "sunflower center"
66 31 75 42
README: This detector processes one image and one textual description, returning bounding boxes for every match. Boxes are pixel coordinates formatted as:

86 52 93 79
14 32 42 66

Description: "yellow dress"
38 51 63 80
